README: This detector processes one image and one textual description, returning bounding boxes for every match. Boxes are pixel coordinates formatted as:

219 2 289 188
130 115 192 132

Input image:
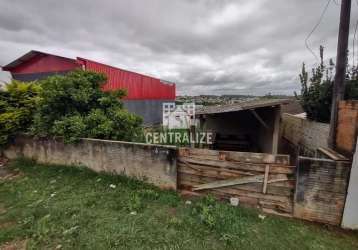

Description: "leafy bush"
31 70 143 143
0 80 42 148
298 46 358 123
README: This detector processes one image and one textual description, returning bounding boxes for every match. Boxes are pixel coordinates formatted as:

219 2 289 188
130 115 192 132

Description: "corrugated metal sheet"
3 51 79 74
77 58 175 100
196 99 290 115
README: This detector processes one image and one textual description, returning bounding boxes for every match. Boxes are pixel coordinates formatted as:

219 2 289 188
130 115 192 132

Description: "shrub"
0 80 42 148
297 46 358 123
31 70 143 143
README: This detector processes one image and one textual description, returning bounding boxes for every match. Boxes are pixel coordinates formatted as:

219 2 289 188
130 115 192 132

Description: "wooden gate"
178 148 296 216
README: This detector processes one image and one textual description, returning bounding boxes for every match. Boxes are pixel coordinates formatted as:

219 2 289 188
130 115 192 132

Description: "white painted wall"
342 138 358 229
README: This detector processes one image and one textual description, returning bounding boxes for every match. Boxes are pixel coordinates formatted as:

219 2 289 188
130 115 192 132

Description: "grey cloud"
0 0 357 96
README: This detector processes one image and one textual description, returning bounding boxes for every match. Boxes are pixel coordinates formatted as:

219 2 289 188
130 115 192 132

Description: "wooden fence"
177 148 296 216
294 156 351 225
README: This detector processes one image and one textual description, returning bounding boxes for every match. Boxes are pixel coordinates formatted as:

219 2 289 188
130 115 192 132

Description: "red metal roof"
2 50 79 73
77 57 175 100
2 50 176 100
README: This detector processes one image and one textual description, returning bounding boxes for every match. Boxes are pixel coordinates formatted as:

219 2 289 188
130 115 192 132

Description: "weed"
127 193 143 212
192 195 217 229
1 158 358 250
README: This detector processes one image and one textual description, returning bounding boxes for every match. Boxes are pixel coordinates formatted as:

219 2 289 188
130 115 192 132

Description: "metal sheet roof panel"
196 99 290 115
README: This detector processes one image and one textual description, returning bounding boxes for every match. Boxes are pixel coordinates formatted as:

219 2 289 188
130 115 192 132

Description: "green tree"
297 46 358 122
0 80 42 148
31 70 143 143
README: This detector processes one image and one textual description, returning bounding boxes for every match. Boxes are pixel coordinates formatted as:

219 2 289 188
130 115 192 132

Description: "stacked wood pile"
294 156 351 225
177 148 296 216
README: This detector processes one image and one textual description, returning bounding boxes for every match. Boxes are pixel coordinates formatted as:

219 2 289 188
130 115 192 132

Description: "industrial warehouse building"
1 50 176 125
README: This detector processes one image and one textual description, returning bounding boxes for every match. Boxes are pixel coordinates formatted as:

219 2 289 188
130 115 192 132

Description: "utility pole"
328 0 352 149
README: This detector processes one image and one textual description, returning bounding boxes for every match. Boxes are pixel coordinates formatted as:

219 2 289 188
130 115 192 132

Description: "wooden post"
190 125 196 148
272 106 281 154
328 0 352 149
262 165 270 194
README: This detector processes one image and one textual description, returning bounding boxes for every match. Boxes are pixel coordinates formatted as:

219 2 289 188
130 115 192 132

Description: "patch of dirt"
0 239 27 250
0 158 22 181
179 190 200 199
0 221 16 230
0 204 6 215
167 207 177 217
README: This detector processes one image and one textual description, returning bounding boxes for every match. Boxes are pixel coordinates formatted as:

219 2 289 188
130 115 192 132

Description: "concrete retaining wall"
294 156 351 225
3 136 177 190
342 139 358 229
281 113 330 156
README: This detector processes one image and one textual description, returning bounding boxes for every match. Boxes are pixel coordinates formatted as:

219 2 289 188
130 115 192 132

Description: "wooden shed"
196 99 290 154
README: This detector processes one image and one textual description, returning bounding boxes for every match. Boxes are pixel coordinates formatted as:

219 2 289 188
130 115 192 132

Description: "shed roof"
196 99 290 115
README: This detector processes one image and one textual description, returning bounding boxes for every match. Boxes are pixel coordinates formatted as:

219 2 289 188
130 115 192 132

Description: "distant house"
162 103 196 129
2 50 176 125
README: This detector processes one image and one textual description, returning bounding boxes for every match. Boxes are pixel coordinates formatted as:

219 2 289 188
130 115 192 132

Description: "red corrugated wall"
77 58 175 100
11 54 80 74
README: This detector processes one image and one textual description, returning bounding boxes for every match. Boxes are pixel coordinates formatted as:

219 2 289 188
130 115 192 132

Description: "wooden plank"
250 109 269 129
179 183 293 214
177 159 261 176
178 173 294 196
262 208 293 218
177 147 295 217
263 165 270 194
179 147 290 165
192 175 264 191
178 162 256 177
178 164 291 182
317 147 350 161
178 156 295 174
272 106 280 154
177 164 292 185
218 186 292 204
178 164 292 183
198 187 293 212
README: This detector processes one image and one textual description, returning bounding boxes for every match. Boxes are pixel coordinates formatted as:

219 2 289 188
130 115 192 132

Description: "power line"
353 19 358 67
305 0 332 61
353 0 358 67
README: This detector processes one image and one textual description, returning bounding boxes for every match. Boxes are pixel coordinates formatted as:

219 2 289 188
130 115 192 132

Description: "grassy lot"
1 159 358 249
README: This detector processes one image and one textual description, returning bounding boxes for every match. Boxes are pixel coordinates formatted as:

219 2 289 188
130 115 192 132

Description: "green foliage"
0 81 42 148
345 80 358 99
192 195 217 228
30 70 143 143
2 158 358 249
127 193 143 212
298 46 358 122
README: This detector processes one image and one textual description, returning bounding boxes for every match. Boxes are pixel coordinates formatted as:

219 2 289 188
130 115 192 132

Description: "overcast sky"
0 0 357 95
